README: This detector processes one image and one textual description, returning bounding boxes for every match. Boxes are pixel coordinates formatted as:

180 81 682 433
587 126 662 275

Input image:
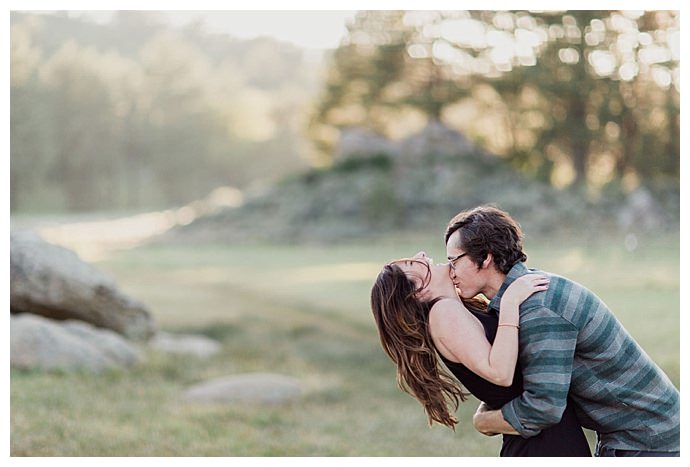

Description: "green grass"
10 231 679 456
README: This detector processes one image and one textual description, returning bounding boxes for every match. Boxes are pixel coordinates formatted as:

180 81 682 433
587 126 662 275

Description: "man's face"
446 229 486 299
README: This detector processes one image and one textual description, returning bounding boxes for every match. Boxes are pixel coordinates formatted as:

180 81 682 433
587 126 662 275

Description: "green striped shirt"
490 262 679 452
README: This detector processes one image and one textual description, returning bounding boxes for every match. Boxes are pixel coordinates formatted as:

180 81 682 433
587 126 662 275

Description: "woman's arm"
429 274 549 386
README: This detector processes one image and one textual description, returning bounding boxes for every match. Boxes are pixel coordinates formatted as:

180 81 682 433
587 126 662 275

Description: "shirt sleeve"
500 306 578 438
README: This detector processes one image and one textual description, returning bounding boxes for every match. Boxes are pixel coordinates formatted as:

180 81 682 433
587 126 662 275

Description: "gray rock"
334 127 397 161
399 119 476 161
335 121 477 164
10 313 140 372
10 230 155 341
183 373 302 405
150 331 222 359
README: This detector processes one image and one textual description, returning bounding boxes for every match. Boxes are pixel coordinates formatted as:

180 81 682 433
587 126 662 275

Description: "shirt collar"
488 262 529 312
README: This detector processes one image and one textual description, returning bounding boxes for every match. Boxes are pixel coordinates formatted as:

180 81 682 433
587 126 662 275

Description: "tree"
10 18 52 211
41 42 122 210
11 11 321 213
472 10 679 189
309 11 471 163
311 10 680 191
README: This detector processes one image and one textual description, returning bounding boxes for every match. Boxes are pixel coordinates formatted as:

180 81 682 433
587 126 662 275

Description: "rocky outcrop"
10 230 155 341
335 121 477 163
334 127 397 161
399 119 476 161
10 313 141 372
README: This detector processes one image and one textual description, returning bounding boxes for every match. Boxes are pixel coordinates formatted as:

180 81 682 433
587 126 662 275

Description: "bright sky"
14 1 683 50
166 11 357 50
61 10 357 50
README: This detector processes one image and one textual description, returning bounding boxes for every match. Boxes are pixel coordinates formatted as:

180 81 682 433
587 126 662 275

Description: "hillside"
162 123 678 245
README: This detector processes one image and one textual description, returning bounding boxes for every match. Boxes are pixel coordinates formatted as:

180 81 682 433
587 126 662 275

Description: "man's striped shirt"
489 262 679 452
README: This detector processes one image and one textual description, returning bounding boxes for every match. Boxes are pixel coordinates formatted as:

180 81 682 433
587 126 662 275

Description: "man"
444 205 679 457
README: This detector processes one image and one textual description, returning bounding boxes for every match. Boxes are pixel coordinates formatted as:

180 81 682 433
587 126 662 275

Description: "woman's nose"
414 251 427 259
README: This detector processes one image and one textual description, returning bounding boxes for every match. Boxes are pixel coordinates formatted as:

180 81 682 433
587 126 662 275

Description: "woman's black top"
438 307 591 457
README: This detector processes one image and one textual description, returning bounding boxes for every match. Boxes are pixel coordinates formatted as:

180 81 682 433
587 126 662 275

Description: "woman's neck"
434 283 461 301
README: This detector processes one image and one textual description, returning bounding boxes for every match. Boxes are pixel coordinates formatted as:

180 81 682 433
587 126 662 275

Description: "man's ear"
481 252 493 270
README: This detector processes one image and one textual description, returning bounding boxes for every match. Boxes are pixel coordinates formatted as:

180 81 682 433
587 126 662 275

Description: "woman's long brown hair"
370 261 487 429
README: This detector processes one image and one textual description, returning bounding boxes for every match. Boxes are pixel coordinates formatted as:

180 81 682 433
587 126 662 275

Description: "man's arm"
499 307 579 438
473 402 519 436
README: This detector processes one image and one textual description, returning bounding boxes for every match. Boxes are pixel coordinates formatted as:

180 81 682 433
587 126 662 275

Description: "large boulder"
10 314 141 372
183 373 302 405
399 119 477 161
334 127 397 161
10 230 155 341
334 121 477 163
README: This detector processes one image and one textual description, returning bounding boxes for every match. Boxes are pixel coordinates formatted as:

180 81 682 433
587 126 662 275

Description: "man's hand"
473 402 520 436
473 402 499 436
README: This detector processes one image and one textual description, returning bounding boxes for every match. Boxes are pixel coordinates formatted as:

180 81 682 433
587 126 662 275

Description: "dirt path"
10 188 243 261
11 210 181 261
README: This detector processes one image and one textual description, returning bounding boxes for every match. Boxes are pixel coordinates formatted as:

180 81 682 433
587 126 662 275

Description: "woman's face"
391 251 453 302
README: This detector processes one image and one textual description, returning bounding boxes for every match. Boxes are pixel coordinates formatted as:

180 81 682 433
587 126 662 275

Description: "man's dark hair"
444 205 527 274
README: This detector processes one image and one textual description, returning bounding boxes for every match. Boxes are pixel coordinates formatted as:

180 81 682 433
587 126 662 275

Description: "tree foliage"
10 12 320 212
311 10 679 192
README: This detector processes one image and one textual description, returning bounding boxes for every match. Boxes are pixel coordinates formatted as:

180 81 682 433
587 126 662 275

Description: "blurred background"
10 10 679 456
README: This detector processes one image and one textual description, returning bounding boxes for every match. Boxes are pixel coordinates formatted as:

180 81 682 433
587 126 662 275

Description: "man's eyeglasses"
447 252 468 270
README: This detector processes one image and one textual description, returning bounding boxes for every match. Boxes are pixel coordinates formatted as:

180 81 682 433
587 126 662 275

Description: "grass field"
10 230 680 456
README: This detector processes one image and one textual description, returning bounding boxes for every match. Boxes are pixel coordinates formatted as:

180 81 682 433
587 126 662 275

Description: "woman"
370 251 591 456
